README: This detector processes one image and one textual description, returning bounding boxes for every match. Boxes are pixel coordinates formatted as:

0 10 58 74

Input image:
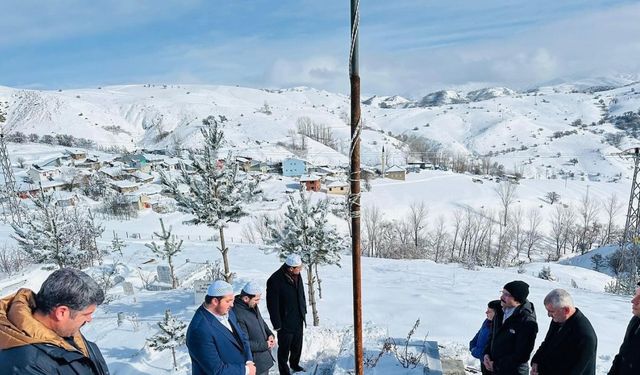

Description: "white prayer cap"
242 281 263 295
285 254 302 267
207 280 234 297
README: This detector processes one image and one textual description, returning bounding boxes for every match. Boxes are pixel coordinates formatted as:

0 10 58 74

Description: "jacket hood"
516 300 537 322
0 288 90 356
234 295 252 311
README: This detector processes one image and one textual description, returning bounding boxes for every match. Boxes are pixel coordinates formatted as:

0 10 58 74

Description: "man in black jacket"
0 268 109 375
233 281 276 375
609 282 640 375
531 289 597 375
267 254 307 375
484 280 538 375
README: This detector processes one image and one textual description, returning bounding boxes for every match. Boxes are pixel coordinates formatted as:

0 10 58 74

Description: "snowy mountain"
2 78 640 180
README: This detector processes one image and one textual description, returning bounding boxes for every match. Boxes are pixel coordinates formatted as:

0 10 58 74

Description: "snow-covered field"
0 164 635 375
2 78 640 374
0 235 631 375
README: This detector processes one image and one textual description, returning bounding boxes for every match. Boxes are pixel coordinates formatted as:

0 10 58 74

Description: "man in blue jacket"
186 280 256 375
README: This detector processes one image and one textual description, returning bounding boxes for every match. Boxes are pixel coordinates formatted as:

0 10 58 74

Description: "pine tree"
146 218 183 289
110 233 125 257
11 188 82 269
161 115 258 282
147 309 186 370
267 189 344 326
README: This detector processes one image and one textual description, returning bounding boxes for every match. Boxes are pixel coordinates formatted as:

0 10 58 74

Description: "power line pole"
620 147 640 291
349 1 363 374
0 105 21 226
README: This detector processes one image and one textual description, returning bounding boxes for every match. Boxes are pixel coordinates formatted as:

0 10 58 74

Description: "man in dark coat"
233 281 275 375
531 289 597 375
484 280 538 375
267 254 307 375
609 282 640 375
186 280 255 375
0 268 110 375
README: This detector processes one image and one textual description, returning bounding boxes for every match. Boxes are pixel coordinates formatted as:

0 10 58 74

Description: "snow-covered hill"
2 78 640 179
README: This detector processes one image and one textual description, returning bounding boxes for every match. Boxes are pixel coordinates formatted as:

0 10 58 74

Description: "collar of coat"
0 288 90 357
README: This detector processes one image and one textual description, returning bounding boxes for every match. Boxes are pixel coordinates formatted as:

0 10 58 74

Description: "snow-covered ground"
2 78 640 374
0 236 630 375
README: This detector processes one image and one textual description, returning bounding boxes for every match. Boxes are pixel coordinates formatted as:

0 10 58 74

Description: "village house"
299 174 321 192
99 166 128 181
326 180 349 195
282 158 306 177
64 149 87 160
32 154 72 169
385 165 406 181
142 153 166 171
74 155 102 170
117 154 151 173
124 193 151 210
27 166 60 183
236 156 253 172
131 170 154 183
110 180 139 193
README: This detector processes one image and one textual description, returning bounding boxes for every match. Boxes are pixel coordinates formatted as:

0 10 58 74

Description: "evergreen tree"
147 309 186 370
11 188 81 269
145 218 183 288
267 189 344 326
110 233 125 257
161 115 258 282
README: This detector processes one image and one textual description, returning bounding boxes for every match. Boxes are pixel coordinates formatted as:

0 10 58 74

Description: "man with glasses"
267 254 307 375
483 280 538 375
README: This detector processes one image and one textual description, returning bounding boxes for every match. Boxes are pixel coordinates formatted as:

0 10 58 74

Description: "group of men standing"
185 253 307 375
478 279 640 375
1 265 640 374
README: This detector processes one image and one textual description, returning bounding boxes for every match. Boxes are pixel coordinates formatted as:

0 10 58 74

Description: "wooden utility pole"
349 1 363 374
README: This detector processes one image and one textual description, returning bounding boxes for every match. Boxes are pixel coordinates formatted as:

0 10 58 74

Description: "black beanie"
504 280 529 303
488 299 502 312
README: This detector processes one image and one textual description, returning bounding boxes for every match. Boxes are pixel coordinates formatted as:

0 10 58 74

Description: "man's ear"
52 305 70 321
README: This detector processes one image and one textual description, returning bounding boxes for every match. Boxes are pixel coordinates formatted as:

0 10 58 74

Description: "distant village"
12 147 430 213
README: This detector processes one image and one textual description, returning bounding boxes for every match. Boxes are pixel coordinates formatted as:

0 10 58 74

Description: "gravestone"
117 312 125 327
156 265 172 284
193 280 211 305
122 281 134 296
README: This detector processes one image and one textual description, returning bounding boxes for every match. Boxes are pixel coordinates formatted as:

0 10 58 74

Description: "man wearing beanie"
267 254 307 375
483 280 538 375
186 280 256 375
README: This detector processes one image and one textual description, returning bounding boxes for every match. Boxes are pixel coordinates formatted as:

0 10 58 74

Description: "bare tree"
549 205 576 260
511 207 526 262
545 191 561 205
407 201 428 249
495 182 518 263
577 192 600 254
524 207 543 262
602 193 623 246
363 205 383 257
431 215 449 263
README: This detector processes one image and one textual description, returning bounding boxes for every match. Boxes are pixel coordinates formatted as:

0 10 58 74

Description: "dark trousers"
277 330 303 375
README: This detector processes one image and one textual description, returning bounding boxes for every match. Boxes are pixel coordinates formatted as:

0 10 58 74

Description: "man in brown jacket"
0 268 109 374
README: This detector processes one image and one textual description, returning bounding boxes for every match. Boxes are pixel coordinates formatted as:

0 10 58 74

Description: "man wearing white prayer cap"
233 281 276 375
267 254 307 374
186 280 256 375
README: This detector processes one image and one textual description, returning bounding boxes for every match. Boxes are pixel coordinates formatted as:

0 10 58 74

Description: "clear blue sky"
2 0 639 96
